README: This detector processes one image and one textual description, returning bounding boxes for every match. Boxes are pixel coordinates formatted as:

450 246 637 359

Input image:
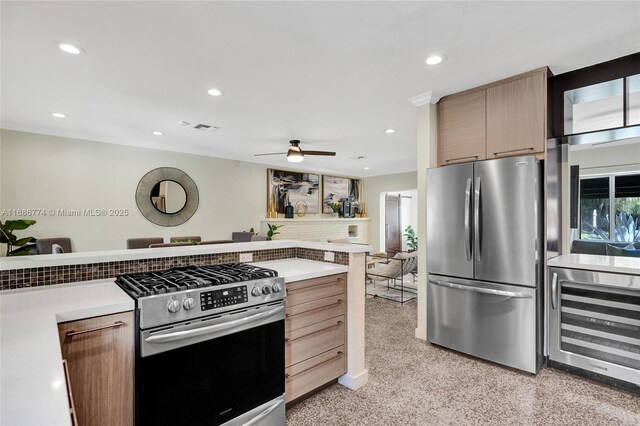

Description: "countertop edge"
1 240 371 270
548 254 640 275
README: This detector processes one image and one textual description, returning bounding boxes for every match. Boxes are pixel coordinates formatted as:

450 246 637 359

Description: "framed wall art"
267 169 320 214
322 175 362 213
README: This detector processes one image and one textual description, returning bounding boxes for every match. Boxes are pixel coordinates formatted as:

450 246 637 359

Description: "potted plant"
329 202 341 218
0 219 37 256
404 225 418 252
266 223 283 240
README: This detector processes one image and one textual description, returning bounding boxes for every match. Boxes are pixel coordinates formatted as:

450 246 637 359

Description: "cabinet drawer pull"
493 147 535 156
337 320 343 324
285 337 290 342
62 360 78 426
285 373 290 379
337 299 343 302
285 313 290 317
445 155 478 164
285 351 346 378
65 321 124 338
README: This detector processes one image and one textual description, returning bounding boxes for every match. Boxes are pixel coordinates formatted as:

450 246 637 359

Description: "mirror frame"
135 167 199 227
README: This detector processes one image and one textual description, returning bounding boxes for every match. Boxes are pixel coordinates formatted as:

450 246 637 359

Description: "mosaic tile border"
0 247 350 291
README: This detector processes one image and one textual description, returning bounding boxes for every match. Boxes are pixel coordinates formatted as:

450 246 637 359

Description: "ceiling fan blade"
254 152 287 156
303 150 336 156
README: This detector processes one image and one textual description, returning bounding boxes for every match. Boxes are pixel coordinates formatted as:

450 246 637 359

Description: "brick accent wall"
0 247 351 291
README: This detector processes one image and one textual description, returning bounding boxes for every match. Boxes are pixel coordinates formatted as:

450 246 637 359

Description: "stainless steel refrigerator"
426 155 544 373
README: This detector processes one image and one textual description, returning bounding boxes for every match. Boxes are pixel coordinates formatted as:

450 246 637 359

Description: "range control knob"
167 299 181 313
261 285 272 295
251 286 262 297
183 297 196 310
271 283 281 293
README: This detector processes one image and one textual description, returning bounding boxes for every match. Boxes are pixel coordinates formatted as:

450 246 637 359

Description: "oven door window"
137 319 284 426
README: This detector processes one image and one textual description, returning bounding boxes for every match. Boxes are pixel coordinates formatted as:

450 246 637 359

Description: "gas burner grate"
116 263 278 298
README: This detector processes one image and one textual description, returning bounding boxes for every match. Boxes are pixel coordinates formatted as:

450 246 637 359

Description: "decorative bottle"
285 201 294 219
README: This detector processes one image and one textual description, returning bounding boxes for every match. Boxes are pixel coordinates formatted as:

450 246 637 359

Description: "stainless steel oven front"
135 300 286 426
549 267 640 388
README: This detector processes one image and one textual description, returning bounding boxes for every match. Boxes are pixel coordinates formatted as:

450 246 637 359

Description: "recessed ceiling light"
384 128 396 134
58 43 83 55
152 131 164 136
207 88 224 97
425 55 444 65
51 112 66 118
364 167 371 170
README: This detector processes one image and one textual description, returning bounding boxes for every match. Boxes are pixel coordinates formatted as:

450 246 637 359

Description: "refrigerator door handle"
429 279 533 299
464 178 472 261
474 176 481 262
551 272 558 310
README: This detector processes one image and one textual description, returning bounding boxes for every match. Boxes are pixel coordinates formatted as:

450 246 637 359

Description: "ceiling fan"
254 140 336 163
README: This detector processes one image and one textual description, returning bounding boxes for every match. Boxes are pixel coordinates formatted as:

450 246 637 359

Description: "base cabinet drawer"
286 349 346 402
286 300 345 333
286 274 345 306
286 321 345 367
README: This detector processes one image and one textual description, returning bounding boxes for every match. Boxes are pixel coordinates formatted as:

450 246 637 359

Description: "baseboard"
415 327 427 341
338 369 369 390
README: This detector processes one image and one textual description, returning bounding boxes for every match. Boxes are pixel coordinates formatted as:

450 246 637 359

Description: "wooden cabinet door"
438 90 486 166
58 311 134 426
486 71 545 158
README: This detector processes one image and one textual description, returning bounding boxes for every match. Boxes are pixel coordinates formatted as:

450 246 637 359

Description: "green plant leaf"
3 219 37 231
13 236 36 247
9 243 37 256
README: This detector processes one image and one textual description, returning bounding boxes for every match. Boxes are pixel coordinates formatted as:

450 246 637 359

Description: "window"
579 173 640 242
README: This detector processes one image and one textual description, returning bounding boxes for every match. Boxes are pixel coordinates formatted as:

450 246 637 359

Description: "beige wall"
0 129 268 252
362 171 417 252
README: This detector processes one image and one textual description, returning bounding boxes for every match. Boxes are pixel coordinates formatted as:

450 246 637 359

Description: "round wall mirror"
150 180 187 214
135 167 199 227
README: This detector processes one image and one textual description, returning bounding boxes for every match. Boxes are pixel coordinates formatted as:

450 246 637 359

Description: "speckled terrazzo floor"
286 297 640 425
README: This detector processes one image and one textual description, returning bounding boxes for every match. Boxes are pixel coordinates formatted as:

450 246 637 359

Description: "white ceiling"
1 1 639 177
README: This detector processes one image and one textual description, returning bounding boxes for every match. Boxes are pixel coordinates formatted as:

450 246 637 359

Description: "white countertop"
548 254 640 275
1 239 371 270
0 280 134 426
251 258 348 282
0 258 350 425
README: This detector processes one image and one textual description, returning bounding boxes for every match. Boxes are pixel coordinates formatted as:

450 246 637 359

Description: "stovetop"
116 263 278 298
117 263 284 329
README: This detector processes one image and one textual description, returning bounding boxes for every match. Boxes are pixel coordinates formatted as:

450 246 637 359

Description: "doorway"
385 194 402 255
381 190 418 254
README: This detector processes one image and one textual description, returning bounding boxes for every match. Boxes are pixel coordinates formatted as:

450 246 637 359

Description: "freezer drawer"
427 274 542 373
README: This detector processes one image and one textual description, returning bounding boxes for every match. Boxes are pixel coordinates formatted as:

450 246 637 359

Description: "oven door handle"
145 306 285 344
242 398 284 426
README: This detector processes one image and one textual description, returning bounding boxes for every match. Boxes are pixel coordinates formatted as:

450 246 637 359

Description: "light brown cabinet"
437 90 487 165
437 68 547 166
284 273 347 403
58 311 134 426
486 72 546 158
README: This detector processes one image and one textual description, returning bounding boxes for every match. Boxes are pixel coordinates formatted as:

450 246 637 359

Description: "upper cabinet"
437 68 548 166
486 72 546 158
438 90 487 165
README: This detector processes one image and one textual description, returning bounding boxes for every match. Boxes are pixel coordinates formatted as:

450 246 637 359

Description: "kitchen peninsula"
0 240 370 425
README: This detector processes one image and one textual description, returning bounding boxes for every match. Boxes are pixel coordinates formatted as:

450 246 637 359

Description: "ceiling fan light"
287 147 304 162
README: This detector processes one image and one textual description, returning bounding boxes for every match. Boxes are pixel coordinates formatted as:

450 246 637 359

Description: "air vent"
192 123 220 132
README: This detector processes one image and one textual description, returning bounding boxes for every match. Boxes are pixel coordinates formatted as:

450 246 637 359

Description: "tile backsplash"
0 247 350 290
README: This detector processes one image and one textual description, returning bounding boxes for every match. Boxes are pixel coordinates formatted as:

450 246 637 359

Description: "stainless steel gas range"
116 263 286 426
